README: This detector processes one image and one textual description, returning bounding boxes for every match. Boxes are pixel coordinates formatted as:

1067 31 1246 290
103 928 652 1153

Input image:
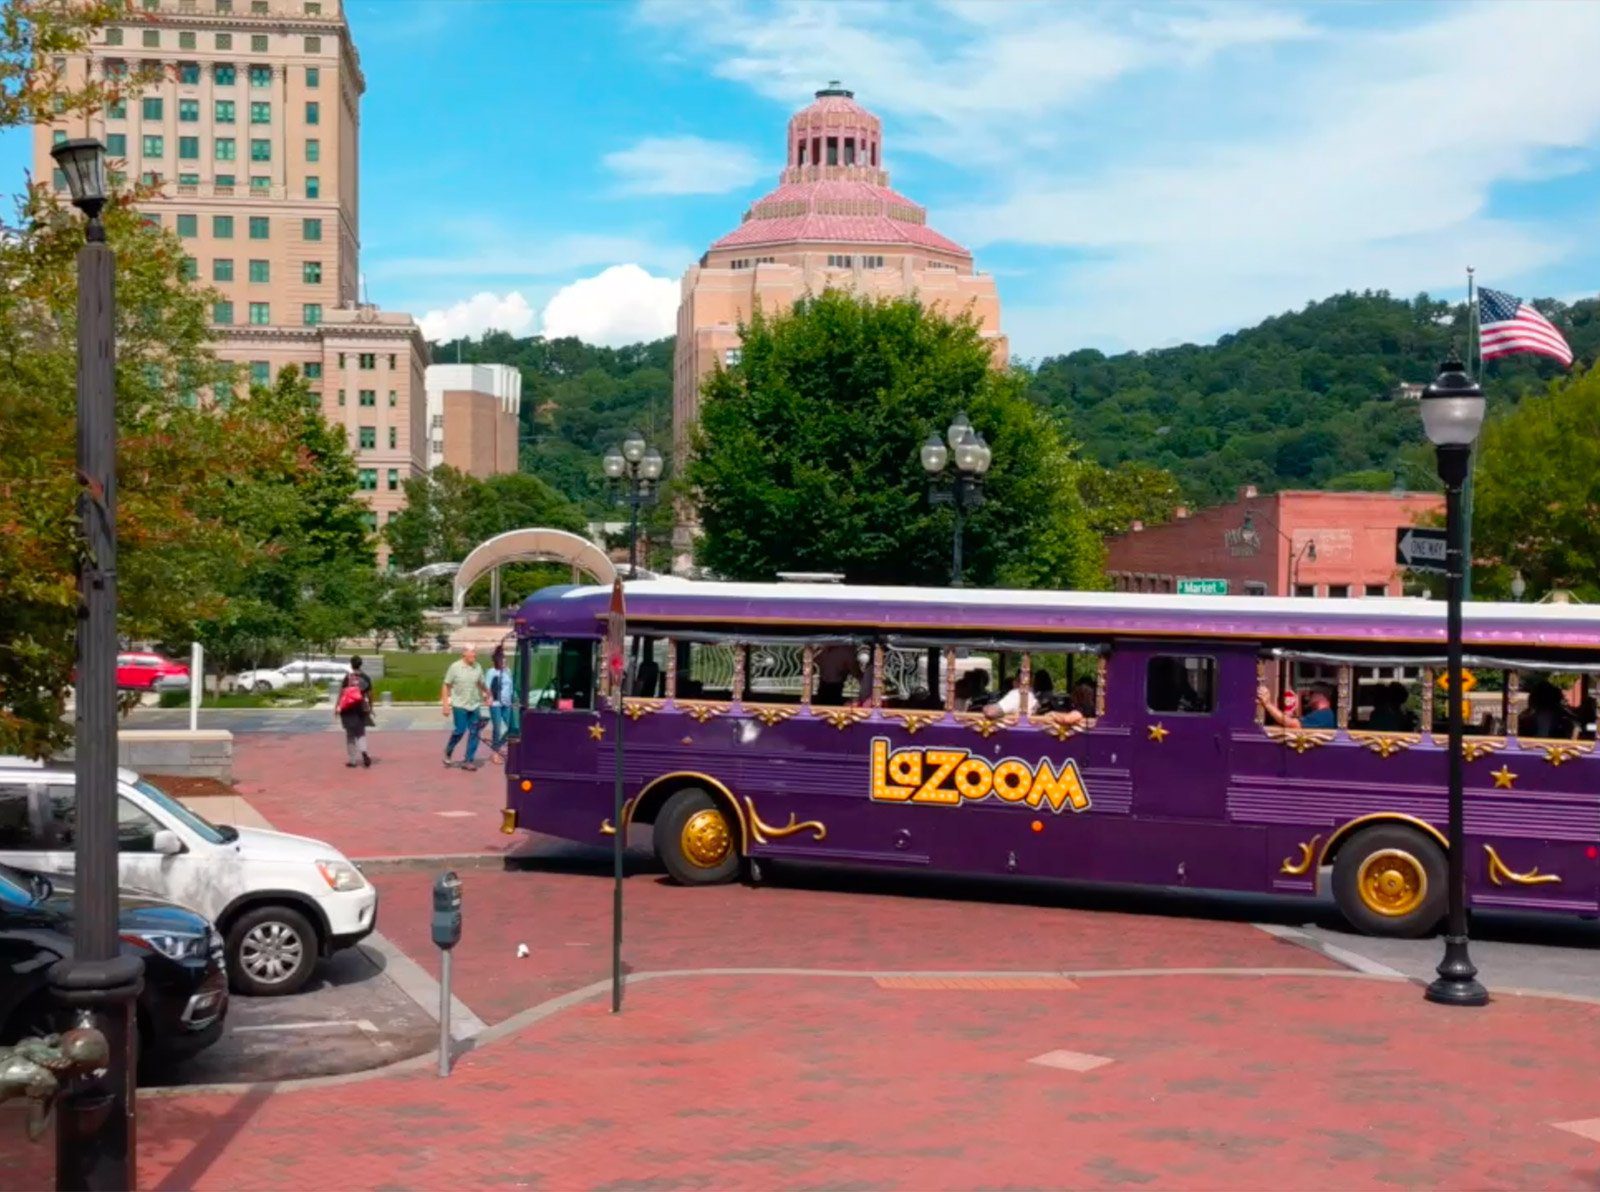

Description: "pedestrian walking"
336 656 374 768
441 643 490 771
485 644 512 758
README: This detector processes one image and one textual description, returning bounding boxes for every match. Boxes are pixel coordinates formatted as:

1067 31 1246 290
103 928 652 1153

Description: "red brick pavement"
9 972 1599 1189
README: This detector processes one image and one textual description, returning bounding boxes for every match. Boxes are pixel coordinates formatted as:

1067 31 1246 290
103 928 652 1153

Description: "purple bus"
503 582 1600 937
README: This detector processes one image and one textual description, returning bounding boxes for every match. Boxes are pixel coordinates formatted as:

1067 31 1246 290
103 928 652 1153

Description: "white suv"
0 759 378 997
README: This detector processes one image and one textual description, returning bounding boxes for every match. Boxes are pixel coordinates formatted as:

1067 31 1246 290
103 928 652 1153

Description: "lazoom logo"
869 738 1091 814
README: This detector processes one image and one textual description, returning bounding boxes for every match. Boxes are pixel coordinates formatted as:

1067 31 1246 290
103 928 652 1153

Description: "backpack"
336 679 366 713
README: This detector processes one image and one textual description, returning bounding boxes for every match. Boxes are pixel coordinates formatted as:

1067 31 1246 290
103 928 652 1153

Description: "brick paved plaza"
4 732 1600 1189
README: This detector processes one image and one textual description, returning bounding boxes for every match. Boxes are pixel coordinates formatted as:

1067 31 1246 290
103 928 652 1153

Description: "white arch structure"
452 528 618 616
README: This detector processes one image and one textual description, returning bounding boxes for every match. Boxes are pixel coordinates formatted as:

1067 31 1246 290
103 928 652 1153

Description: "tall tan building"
34 0 427 541
424 363 522 479
671 84 1006 569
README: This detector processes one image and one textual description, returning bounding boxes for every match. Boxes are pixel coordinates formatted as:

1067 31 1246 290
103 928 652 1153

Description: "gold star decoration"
1490 764 1516 789
1147 723 1169 743
587 723 605 741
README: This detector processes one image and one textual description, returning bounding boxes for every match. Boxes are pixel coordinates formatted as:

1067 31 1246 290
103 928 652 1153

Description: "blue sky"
7 0 1600 359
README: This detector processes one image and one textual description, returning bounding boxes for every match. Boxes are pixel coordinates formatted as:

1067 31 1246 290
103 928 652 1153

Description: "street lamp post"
1241 511 1316 595
1419 357 1490 1009
49 138 145 1189
921 412 992 587
603 430 662 578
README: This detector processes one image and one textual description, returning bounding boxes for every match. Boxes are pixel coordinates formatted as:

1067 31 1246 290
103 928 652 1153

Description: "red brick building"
1105 487 1445 597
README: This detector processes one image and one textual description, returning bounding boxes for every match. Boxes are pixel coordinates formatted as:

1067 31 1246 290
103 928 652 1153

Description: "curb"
354 853 513 873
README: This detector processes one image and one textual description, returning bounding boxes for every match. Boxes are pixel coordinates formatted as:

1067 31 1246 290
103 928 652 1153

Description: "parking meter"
432 871 462 950
432 871 461 1076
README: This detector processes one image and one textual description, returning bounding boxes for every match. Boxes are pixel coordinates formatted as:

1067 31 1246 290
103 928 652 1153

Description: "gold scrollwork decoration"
679 701 725 724
955 712 1011 738
881 710 942 735
747 704 799 727
599 796 637 837
1347 731 1420 759
1279 835 1323 876
743 797 827 845
1460 737 1505 762
1537 740 1594 767
817 707 870 731
1265 727 1338 754
1033 716 1086 742
1483 843 1561 887
624 698 664 721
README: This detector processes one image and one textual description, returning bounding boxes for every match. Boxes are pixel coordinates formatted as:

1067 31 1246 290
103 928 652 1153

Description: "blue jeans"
490 706 511 750
446 706 481 763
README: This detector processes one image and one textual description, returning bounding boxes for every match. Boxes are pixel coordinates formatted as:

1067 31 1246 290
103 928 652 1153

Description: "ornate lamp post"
1419 357 1489 1008
603 430 663 578
48 137 144 1189
921 412 991 587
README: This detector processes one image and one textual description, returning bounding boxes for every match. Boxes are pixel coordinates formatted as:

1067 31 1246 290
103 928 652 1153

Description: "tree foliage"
1471 366 1600 602
2 0 160 127
686 291 1102 588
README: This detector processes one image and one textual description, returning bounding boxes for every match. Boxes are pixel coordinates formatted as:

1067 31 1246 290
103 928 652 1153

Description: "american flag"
1478 287 1573 367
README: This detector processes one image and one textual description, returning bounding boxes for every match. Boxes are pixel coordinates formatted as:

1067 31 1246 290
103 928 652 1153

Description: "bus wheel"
655 789 740 886
1332 824 1446 938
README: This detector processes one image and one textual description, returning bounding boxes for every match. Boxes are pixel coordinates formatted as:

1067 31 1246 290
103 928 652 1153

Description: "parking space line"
361 933 487 1041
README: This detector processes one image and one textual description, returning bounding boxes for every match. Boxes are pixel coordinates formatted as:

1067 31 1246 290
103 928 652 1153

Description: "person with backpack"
485 644 512 758
336 655 374 768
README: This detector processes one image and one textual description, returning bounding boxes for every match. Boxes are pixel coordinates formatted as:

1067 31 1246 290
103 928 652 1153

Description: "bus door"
1125 647 1232 821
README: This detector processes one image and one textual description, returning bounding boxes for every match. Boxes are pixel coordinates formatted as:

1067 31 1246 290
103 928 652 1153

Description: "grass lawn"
375 652 453 702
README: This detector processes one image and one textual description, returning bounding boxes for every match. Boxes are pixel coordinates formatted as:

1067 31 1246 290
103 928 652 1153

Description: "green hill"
433 289 1600 512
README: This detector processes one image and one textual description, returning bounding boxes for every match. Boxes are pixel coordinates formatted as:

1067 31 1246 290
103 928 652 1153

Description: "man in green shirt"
441 644 490 770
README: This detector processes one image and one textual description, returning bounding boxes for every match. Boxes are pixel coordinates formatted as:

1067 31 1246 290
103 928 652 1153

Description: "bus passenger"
986 670 1052 718
1519 680 1576 740
1257 684 1334 729
815 644 860 706
1071 678 1096 717
1364 683 1408 731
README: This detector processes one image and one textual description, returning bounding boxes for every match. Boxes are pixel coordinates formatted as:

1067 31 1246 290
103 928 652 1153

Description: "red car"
115 652 189 691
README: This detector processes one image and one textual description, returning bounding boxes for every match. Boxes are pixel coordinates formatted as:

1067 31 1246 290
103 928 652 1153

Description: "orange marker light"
1031 820 1043 833
520 780 532 792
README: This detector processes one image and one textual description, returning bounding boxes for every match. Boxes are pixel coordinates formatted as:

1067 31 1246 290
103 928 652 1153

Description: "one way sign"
1396 527 1448 573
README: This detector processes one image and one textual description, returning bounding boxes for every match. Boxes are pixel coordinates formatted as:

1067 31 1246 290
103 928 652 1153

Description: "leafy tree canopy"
686 290 1103 589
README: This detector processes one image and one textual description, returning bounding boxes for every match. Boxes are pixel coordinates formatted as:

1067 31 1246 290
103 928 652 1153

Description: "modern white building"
422 363 522 477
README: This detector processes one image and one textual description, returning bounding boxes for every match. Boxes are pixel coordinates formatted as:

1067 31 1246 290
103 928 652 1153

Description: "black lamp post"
602 430 662 578
49 137 144 1189
922 412 991 587
1242 511 1317 595
1419 357 1489 1008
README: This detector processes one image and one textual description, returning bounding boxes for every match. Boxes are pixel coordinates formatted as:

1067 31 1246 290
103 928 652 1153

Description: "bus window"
1028 648 1102 720
1147 655 1214 714
1352 668 1422 732
879 645 939 709
524 640 596 711
675 640 737 702
745 642 806 704
624 635 668 698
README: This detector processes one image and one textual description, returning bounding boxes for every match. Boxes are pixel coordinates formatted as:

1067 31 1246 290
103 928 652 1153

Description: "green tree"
370 572 428 652
687 291 1102 588
1076 461 1182 538
2 0 159 126
1471 366 1600 602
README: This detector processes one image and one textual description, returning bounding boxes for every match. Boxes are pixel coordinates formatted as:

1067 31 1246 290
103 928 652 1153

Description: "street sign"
1177 578 1228 596
1395 527 1447 573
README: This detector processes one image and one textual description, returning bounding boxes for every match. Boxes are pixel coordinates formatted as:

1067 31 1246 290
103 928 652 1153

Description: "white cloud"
539 264 679 346
419 291 537 342
604 135 767 195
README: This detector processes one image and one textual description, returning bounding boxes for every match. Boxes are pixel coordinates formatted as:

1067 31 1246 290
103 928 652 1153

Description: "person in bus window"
815 644 860 706
986 670 1052 718
1257 684 1333 729
1071 678 1097 717
1519 680 1576 739
1364 683 1406 731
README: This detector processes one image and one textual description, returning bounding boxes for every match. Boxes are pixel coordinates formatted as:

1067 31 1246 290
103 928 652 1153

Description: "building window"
108 98 126 119
215 33 231 51
215 173 235 189
141 96 162 121
337 388 346 406
51 168 66 189
250 175 270 194
178 136 198 159
213 300 233 324
141 135 163 157
212 214 233 238
303 304 322 326
178 172 198 186
305 101 320 125
359 426 376 449
1328 584 1351 599
388 427 397 449
386 468 399 491
305 175 319 198
306 65 320 87
302 218 322 241
729 258 750 270
215 99 236 123
106 27 123 45
863 255 885 269
303 261 322 283
388 354 396 368
248 65 271 87
358 352 375 369
826 254 854 267
304 362 322 380
723 348 741 366
214 65 235 88
305 35 321 53
105 59 128 79
1244 581 1269 596
250 138 271 162
250 35 268 53
248 259 269 283
105 132 127 156
1365 583 1388 598
358 389 375 407
181 256 197 280
247 302 270 325
249 215 269 239
250 101 271 124
213 258 233 281
176 213 197 237
142 29 159 48
305 138 320 162
1294 584 1316 598
387 389 397 407
251 0 267 11
250 361 270 385
178 100 199 126
217 0 232 10
178 60 198 82
357 469 377 491
337 353 345 367
215 137 236 161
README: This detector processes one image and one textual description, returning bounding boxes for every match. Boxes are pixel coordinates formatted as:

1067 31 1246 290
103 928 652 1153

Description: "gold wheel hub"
680 808 732 869
1357 848 1427 917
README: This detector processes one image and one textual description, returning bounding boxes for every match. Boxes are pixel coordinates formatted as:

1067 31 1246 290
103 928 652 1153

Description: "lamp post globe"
1421 356 1490 1009
946 411 971 452
602 448 626 480
640 447 664 482
972 433 992 476
621 429 647 464
920 433 948 476
49 137 109 225
954 431 982 475
1511 570 1527 602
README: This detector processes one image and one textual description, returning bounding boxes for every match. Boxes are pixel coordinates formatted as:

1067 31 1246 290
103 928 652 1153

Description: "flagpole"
606 578 626 1014
1462 267 1476 602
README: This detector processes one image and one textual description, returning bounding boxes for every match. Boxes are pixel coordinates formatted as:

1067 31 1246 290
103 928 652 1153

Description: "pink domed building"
671 84 1007 565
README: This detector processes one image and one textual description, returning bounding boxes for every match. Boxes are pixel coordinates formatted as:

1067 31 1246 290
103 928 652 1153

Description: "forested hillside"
1028 291 1600 502
433 289 1600 512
